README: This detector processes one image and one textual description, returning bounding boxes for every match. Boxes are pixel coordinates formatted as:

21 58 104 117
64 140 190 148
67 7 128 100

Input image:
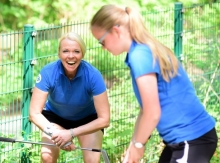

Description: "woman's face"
91 26 123 55
58 38 83 79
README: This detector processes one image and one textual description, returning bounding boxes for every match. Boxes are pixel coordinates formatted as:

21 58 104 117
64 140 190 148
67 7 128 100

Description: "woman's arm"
133 73 161 145
132 110 142 141
30 87 75 150
29 87 50 130
71 91 110 137
123 73 161 163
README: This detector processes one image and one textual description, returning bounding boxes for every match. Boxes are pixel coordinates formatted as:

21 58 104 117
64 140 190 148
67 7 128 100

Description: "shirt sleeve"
90 70 107 96
35 68 50 92
129 46 160 79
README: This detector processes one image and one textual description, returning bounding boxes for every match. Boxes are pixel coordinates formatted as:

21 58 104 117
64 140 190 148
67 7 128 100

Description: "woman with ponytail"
90 4 217 163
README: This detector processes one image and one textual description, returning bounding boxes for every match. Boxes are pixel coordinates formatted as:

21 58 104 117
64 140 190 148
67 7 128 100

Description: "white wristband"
43 123 56 137
70 129 75 138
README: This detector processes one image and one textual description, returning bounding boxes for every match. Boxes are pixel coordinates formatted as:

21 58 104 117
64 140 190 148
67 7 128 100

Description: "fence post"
174 2 183 61
22 24 35 163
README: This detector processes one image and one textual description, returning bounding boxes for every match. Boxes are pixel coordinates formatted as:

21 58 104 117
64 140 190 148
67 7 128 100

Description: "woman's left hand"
51 129 73 148
61 141 76 151
122 142 145 163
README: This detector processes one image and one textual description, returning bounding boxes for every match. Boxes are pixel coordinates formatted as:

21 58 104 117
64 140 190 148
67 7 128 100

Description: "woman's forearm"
132 108 160 145
29 112 51 131
71 116 109 137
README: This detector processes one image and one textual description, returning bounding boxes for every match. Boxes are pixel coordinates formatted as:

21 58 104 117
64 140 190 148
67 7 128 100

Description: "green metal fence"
0 2 220 163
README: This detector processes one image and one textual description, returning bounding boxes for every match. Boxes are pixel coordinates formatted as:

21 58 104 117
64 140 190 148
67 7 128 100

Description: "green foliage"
1 0 219 32
1 1 220 163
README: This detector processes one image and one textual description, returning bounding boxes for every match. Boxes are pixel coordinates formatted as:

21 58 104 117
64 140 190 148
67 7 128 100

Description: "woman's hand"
122 142 145 163
61 142 76 151
51 129 73 148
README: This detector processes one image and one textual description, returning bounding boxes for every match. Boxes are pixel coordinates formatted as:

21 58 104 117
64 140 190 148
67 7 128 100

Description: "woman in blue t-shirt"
90 4 217 163
29 32 110 163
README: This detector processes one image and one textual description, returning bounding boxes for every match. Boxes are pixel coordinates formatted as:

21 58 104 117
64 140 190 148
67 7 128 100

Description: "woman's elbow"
29 110 38 123
102 117 110 128
29 113 34 122
105 120 110 128
154 110 161 122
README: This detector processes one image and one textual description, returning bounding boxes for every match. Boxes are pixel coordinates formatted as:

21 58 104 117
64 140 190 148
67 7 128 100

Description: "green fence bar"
0 2 219 162
174 2 183 61
22 24 35 163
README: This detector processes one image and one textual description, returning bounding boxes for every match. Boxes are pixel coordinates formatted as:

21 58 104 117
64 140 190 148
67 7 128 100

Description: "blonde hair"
58 32 86 57
91 5 179 82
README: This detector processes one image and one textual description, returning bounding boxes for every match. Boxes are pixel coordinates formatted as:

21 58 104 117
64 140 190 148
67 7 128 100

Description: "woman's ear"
112 25 121 38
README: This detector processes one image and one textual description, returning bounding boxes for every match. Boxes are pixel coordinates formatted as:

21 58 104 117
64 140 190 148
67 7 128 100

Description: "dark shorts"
159 128 218 163
42 110 104 134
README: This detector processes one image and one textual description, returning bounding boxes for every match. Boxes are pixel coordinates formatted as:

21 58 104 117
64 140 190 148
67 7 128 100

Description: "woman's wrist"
70 128 75 139
132 139 145 148
43 123 56 137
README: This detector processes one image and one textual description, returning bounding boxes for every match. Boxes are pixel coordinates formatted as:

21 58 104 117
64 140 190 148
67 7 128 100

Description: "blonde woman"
29 32 110 163
90 4 217 163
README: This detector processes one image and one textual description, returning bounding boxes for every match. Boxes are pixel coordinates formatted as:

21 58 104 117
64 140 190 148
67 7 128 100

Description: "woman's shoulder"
129 42 152 59
40 60 62 79
131 40 151 51
41 60 60 71
128 42 153 63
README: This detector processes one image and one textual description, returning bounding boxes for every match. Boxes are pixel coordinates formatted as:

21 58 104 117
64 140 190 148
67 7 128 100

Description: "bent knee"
41 147 59 163
41 151 59 163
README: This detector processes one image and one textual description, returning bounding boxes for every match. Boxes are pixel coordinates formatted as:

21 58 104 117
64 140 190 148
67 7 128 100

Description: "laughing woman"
29 32 110 163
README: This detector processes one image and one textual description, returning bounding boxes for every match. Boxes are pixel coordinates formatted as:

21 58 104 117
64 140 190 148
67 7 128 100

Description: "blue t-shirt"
125 40 215 144
35 60 106 120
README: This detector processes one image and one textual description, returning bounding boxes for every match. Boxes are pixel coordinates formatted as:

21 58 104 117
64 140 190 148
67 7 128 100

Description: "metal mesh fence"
0 2 220 163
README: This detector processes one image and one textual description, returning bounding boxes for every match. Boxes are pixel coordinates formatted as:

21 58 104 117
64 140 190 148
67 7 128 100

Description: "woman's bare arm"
29 87 50 130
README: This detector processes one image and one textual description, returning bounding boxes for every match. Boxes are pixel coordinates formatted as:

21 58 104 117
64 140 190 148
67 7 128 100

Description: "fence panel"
0 2 220 163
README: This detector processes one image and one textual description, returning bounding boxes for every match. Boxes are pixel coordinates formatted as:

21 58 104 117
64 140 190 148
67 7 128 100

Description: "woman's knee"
78 130 103 147
41 147 59 163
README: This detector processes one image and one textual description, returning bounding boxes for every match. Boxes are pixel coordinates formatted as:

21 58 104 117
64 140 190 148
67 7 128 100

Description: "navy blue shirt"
35 60 106 120
125 40 215 144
